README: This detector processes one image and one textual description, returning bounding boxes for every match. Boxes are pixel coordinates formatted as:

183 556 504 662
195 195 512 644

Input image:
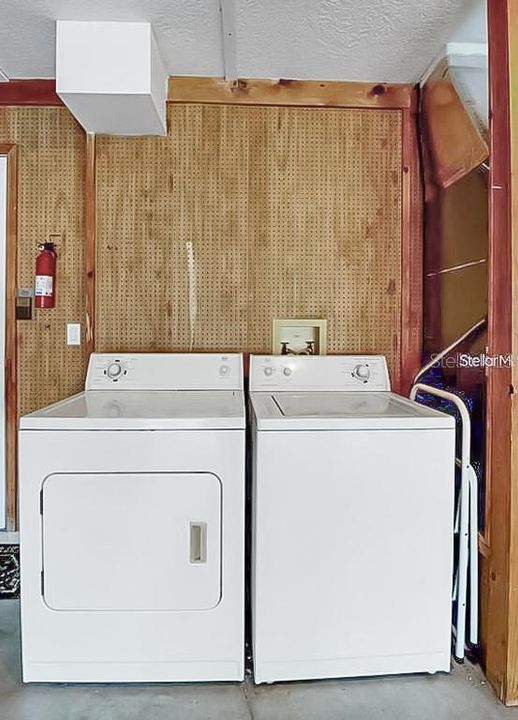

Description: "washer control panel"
352 363 370 382
250 355 390 392
105 360 127 382
86 353 243 391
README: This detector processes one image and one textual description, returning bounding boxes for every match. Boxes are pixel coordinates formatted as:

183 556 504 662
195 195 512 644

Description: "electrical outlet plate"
272 319 327 356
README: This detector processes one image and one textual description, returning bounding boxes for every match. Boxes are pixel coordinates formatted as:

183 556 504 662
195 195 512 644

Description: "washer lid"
20 390 245 430
250 391 455 430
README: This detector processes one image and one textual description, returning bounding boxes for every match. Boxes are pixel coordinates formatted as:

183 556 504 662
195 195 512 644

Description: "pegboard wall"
96 104 403 375
0 107 86 415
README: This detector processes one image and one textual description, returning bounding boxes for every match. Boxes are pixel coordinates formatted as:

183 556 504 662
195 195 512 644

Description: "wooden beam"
509 24 518 673
400 89 423 395
0 80 63 106
168 76 413 109
85 134 96 362
482 0 514 704
0 144 18 530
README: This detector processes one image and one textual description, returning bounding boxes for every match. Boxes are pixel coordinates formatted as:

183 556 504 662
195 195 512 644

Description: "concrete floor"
0 601 515 720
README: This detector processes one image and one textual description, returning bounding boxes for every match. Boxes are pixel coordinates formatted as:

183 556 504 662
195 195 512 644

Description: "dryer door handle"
189 522 207 563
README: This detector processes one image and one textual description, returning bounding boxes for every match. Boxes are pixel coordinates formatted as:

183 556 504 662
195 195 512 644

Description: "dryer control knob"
283 367 292 377
219 365 230 376
264 366 273 377
353 363 370 381
106 362 123 379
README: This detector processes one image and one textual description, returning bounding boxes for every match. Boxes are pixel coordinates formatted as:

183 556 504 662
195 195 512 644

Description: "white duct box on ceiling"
56 21 167 136
447 42 488 131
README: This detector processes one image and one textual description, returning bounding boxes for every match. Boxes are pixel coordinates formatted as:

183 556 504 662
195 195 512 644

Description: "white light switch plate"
66 323 81 346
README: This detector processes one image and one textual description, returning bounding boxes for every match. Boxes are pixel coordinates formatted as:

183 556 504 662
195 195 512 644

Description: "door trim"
483 0 515 704
0 144 18 530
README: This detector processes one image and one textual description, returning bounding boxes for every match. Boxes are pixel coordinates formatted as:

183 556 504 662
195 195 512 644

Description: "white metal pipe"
455 458 479 646
412 318 486 386
467 465 479 645
410 383 471 661
453 474 461 533
453 565 459 601
452 482 460 601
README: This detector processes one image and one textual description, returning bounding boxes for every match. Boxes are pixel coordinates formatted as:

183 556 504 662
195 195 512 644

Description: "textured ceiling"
0 0 475 83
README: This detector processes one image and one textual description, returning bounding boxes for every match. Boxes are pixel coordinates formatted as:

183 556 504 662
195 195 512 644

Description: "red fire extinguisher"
35 242 57 309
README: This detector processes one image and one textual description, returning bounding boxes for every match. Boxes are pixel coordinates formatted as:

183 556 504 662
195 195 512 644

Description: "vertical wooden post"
483 0 515 704
507 0 518 700
501 0 518 700
85 133 96 361
1 145 18 530
400 89 423 394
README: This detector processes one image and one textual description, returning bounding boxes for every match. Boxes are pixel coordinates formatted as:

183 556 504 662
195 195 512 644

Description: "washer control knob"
106 362 123 380
219 365 230 376
353 363 370 382
283 367 292 377
264 366 273 377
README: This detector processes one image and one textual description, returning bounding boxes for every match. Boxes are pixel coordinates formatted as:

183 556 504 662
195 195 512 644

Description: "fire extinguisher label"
35 275 53 297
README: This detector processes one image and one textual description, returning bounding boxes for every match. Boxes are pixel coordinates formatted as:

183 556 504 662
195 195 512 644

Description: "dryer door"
41 472 222 611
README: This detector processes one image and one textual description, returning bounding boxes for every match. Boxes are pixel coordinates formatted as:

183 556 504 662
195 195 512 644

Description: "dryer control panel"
86 353 243 391
249 355 390 392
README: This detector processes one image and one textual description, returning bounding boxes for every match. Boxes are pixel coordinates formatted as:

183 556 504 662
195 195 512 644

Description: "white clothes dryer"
19 353 245 683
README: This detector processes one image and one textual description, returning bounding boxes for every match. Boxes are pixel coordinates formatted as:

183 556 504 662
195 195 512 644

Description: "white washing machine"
19 353 245 683
249 354 455 684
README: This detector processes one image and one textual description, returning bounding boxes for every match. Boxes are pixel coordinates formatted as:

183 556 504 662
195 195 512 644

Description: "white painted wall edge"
219 0 237 81
447 42 487 71
446 41 488 58
419 41 487 87
448 53 487 70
